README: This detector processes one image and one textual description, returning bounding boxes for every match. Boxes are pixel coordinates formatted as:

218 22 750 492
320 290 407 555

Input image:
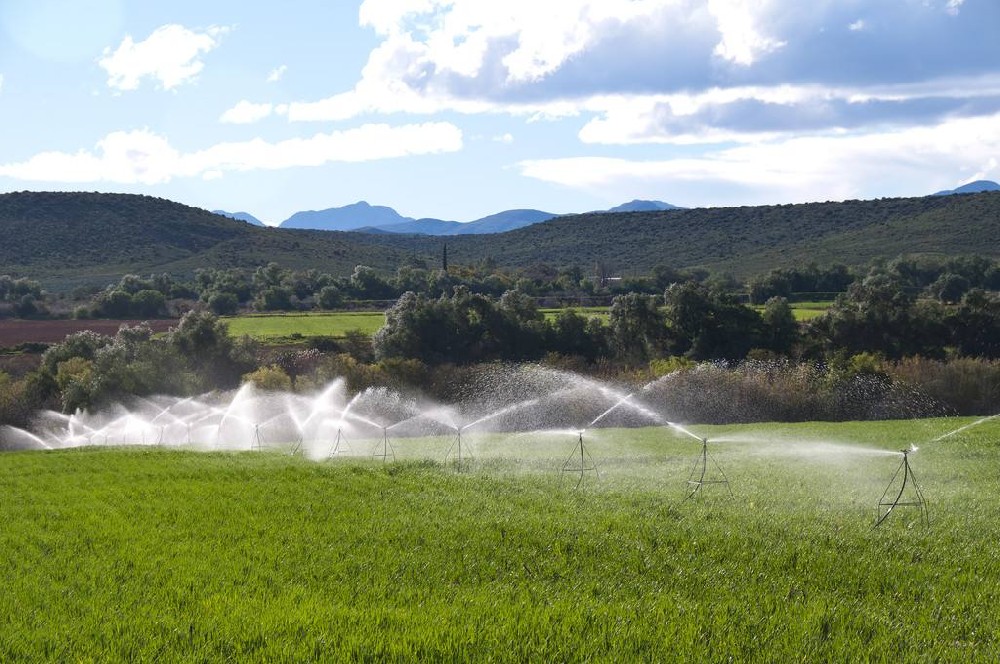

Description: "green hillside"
3 190 999 289
397 192 1000 277
0 192 411 289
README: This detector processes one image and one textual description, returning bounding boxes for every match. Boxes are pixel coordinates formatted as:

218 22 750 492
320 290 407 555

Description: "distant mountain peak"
280 201 408 231
932 180 1000 196
213 210 266 227
605 199 680 213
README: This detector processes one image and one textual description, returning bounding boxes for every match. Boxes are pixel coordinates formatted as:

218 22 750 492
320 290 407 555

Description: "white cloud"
519 113 1000 205
576 74 1000 145
266 65 287 83
220 100 275 124
946 0 964 16
98 24 228 91
284 0 997 132
967 157 998 183
289 0 761 121
0 73 4 93
707 0 785 66
0 123 463 184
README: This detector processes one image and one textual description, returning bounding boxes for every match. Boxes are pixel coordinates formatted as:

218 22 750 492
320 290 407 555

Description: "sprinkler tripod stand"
686 438 733 499
371 427 395 462
329 427 351 458
251 423 264 452
443 429 469 469
875 448 929 528
562 431 600 488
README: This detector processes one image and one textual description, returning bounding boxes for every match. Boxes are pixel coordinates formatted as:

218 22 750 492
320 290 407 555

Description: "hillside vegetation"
3 190 999 288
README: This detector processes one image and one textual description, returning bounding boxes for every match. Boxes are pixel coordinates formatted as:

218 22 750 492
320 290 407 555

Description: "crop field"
223 312 385 341
2 416 998 660
221 304 824 344
0 318 178 348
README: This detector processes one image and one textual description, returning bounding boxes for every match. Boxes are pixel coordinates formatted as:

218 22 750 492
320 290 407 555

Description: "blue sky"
1 0 998 225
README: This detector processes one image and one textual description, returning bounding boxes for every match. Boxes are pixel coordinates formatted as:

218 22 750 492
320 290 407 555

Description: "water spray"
561 430 599 488
686 437 732 499
874 446 928 528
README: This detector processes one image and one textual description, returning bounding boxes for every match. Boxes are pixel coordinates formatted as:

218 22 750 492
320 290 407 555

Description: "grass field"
222 303 824 343
223 312 385 341
752 300 831 321
2 417 998 660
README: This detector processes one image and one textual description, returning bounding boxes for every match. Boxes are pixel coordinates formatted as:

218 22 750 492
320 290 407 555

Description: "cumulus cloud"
576 75 1000 145
281 0 998 129
98 24 228 91
220 100 275 124
0 123 463 184
707 0 785 66
519 113 1000 205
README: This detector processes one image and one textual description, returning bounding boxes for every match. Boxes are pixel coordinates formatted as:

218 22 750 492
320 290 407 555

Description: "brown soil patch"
0 319 179 347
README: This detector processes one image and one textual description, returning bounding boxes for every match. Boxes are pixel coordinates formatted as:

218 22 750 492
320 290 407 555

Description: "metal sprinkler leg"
443 430 466 468
372 427 395 462
330 428 349 458
561 431 599 488
874 449 929 528
686 438 732 499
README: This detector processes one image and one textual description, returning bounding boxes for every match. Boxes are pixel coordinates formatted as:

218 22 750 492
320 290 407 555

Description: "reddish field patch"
0 319 179 348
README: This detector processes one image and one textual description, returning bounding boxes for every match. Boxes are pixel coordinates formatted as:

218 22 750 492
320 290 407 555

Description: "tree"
608 293 665 364
663 282 763 360
759 297 799 354
169 311 253 389
131 289 167 318
931 272 970 304
207 291 239 315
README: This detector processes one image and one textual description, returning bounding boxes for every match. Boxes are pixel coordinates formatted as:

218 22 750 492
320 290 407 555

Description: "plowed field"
0 319 178 347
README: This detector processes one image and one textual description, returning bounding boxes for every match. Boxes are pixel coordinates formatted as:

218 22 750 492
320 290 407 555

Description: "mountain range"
4 190 999 292
215 199 680 235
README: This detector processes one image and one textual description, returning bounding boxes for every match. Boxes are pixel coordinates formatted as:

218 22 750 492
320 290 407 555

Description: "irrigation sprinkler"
874 448 929 528
251 423 264 452
562 430 599 488
329 427 351 458
442 429 467 469
372 427 395 462
686 438 732 499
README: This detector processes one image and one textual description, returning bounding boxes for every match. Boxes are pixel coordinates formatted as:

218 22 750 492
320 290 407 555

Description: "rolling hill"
2 190 999 290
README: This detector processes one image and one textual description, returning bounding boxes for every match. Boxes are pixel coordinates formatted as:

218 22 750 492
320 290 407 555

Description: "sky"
1 0 998 226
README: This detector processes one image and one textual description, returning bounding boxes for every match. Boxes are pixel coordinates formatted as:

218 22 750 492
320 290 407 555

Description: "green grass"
540 306 609 321
223 309 610 343
752 300 831 321
223 312 386 341
224 303 822 344
2 417 999 660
